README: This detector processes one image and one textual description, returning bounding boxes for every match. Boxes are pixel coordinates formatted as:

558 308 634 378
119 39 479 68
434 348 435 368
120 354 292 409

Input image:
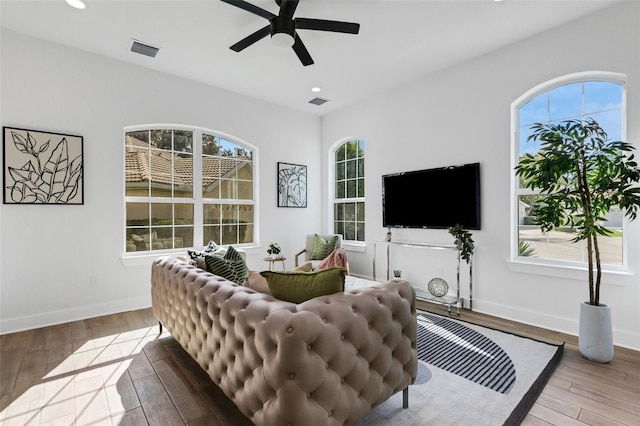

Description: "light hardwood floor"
0 304 638 425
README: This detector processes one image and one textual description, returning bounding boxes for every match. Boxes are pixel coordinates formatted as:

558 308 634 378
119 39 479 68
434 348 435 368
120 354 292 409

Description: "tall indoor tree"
515 118 640 362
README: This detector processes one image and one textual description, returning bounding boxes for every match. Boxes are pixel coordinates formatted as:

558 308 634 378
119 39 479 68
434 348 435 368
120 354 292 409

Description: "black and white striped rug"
416 312 516 394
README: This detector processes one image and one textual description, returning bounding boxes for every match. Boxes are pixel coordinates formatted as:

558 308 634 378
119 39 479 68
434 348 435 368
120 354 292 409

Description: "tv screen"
382 162 481 230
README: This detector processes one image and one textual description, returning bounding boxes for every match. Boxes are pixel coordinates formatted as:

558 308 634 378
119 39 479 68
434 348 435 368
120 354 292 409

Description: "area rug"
354 311 564 426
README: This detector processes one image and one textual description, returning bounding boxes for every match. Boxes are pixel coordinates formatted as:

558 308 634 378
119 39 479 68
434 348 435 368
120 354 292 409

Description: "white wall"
0 30 321 333
322 2 640 350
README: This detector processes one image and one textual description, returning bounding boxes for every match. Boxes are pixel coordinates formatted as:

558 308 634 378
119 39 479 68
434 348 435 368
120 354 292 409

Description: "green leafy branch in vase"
448 224 474 264
6 131 83 203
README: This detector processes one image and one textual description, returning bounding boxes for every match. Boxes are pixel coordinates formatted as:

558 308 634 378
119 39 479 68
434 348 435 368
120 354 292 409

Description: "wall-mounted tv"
382 162 481 230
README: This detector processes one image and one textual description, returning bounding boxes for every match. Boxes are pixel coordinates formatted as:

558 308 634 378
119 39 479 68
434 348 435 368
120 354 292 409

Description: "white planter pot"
579 301 614 363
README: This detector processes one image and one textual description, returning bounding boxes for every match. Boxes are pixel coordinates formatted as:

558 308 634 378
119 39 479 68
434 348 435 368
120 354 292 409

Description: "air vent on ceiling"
308 97 329 106
130 40 159 58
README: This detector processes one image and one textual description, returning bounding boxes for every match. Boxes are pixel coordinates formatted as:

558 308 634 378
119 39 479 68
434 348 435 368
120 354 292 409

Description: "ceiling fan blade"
295 18 360 34
278 0 299 20
230 25 271 52
220 0 275 20
292 33 314 66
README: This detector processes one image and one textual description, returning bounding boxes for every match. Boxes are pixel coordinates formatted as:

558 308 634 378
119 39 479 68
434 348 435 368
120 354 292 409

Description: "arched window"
124 126 255 253
333 139 365 242
512 72 625 267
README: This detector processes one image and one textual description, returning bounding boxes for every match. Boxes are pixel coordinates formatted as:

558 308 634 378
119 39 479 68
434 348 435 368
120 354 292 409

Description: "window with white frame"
513 73 625 266
333 139 365 241
124 127 255 253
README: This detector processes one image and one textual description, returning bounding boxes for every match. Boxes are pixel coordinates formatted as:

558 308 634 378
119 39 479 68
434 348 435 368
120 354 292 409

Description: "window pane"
335 221 344 236
126 202 149 226
345 203 355 222
346 140 359 159
175 204 193 225
238 181 253 200
336 181 345 199
220 179 237 198
549 83 582 120
125 146 150 196
346 159 357 179
356 202 365 221
336 144 346 161
357 158 364 178
346 180 357 198
173 130 193 154
519 94 547 126
174 226 192 249
344 221 355 240
204 204 221 224
584 81 622 112
203 225 221 245
357 178 365 197
238 160 253 180
336 162 346 180
151 203 172 225
335 203 344 220
150 130 172 150
356 222 365 241
587 109 622 141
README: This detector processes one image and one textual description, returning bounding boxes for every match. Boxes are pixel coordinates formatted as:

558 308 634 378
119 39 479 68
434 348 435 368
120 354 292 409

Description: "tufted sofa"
151 256 418 425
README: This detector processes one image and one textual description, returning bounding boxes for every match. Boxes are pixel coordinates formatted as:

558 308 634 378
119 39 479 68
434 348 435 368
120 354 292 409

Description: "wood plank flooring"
0 305 638 425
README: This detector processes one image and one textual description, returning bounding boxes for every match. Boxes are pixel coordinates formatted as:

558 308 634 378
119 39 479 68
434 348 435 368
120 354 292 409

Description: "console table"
373 240 473 315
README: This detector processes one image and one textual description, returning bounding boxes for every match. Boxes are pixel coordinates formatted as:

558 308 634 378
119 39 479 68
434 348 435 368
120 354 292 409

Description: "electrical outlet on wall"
90 275 99 287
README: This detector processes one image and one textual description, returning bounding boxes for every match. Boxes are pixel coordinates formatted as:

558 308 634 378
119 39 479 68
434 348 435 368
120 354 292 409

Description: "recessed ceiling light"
311 87 322 93
66 0 86 9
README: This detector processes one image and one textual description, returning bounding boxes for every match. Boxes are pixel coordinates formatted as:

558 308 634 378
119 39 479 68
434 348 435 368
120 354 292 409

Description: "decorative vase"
579 301 614 363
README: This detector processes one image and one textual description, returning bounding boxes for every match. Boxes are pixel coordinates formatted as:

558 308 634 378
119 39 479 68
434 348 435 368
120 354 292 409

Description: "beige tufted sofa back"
151 256 418 425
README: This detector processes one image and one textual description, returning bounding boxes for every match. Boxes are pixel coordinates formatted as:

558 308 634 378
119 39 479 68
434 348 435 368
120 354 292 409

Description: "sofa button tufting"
341 335 345 340
322 318 327 323
307 393 311 398
352 307 356 313
289 373 295 379
307 345 312 350
341 378 345 383
287 327 294 333
328 410 333 417
368 323 372 329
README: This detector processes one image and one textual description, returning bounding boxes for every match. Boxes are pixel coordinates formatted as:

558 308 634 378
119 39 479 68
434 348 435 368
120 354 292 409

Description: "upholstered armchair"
294 233 343 268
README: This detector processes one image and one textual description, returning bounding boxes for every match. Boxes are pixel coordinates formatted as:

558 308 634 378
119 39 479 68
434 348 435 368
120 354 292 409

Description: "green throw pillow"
261 267 346 303
311 234 339 260
204 246 248 285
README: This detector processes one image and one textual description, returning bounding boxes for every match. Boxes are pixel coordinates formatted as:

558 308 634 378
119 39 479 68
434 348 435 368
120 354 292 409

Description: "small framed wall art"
3 126 84 205
277 162 307 208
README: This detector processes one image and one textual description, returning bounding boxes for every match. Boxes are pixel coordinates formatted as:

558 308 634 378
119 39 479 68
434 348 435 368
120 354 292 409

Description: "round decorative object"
427 277 449 297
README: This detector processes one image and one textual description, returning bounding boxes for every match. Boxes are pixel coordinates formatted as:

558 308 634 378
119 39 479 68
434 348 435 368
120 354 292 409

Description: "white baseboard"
472 299 639 351
0 296 152 335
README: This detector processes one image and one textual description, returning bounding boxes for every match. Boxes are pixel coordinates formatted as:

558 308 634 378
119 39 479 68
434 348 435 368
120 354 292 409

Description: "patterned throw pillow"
204 246 248 285
188 240 219 269
310 234 339 260
261 267 346 303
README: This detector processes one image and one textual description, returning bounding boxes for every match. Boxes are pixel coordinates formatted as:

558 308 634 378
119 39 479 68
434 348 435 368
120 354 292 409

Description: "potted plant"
515 118 640 362
448 224 474 264
266 242 281 258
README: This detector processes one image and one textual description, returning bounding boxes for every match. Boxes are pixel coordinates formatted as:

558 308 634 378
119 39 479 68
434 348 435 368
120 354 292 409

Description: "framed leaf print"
277 162 307 208
3 127 84 205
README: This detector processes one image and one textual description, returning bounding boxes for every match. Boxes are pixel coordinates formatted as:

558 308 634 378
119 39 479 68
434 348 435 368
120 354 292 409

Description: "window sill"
343 241 367 253
506 259 634 286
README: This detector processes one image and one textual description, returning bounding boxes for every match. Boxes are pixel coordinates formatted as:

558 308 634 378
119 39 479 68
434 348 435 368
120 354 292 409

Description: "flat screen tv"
382 162 481 230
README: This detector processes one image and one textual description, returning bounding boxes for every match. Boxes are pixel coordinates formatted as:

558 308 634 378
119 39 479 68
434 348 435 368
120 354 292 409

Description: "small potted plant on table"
267 242 281 258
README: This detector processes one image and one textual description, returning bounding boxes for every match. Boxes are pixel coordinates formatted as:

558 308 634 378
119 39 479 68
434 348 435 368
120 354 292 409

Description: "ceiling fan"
221 0 360 66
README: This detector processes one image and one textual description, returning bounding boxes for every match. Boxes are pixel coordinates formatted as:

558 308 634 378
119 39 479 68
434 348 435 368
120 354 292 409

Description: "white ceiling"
0 0 621 116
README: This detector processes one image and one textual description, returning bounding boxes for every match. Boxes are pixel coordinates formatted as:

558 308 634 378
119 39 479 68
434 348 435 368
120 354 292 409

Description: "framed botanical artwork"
3 127 84 205
277 162 307 208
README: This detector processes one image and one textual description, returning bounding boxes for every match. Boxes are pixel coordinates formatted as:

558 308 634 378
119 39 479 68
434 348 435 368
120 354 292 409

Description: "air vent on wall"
130 39 159 58
308 97 329 106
